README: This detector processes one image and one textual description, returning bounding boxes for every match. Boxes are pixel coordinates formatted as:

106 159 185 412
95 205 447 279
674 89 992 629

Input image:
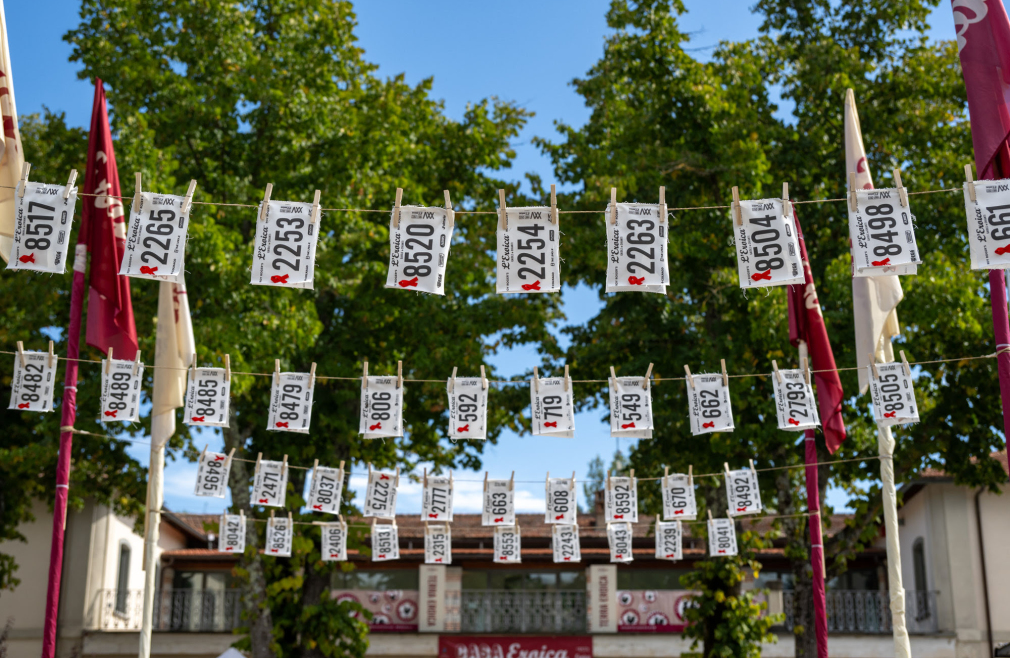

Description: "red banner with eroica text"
438 637 592 658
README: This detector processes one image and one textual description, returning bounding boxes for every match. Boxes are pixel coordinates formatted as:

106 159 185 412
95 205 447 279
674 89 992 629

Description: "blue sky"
5 0 973 515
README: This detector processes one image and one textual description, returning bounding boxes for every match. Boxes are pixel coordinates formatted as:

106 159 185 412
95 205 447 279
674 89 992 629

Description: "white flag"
655 520 683 561
265 515 293 558
421 475 454 522
0 0 24 264
482 479 515 526
552 524 581 564
424 523 451 565
607 522 634 563
493 525 521 563
363 469 398 518
218 514 245 554
662 472 697 521
371 523 400 562
604 476 638 523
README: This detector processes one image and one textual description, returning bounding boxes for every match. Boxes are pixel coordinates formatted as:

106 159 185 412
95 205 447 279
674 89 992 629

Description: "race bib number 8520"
386 206 454 295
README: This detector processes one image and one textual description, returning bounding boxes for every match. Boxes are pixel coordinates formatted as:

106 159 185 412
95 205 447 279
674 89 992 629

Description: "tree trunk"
791 563 817 658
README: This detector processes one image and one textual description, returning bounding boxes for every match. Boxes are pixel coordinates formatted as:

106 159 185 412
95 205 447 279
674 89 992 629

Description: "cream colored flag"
0 0 24 262
846 89 904 394
152 272 195 421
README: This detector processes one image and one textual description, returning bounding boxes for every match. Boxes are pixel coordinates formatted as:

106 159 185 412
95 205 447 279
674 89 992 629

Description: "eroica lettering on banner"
252 459 288 508
482 479 515 526
218 514 246 554
606 202 668 293
184 368 230 427
321 522 348 562
607 522 634 563
448 377 488 440
531 376 575 437
725 467 762 517
662 473 697 521
708 517 738 557
964 178 1010 270
359 376 403 438
120 192 191 281
363 469 399 518
265 515 293 557
496 206 560 293
268 372 315 433
307 465 344 515
552 524 581 563
733 197 804 288
655 520 683 561
424 524 452 565
848 187 921 273
687 374 734 435
194 451 232 499
605 476 638 523
421 475 454 522
494 525 521 563
8 351 57 412
869 362 920 426
371 523 400 562
251 199 318 288
6 181 77 273
100 358 144 423
545 477 577 525
772 369 820 431
386 205 454 295
609 377 653 438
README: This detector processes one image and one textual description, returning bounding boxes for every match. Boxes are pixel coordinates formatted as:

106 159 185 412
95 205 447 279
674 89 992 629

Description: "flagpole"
139 414 170 658
877 423 911 658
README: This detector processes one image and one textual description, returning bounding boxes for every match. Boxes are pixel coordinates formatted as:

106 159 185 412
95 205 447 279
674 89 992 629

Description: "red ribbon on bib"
104 410 118 418
457 424 469 432
494 517 504 522
627 276 645 285
369 422 382 431
379 474 390 480
702 421 715 429
871 258 891 267
996 245 1010 255
19 253 35 264
18 403 30 409
614 514 624 519
270 274 289 284
883 411 896 418
788 418 800 426
398 277 419 288
751 269 772 281
192 416 205 422
555 514 565 520
621 422 636 429
275 421 288 428
140 265 158 275
521 281 541 291
313 504 322 510
544 421 558 428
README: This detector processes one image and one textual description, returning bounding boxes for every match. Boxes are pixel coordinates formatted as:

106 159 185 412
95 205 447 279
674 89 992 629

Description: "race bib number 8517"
7 181 77 273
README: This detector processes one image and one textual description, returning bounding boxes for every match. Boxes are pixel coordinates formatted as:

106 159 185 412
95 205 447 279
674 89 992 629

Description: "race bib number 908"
7 181 77 273
120 192 190 281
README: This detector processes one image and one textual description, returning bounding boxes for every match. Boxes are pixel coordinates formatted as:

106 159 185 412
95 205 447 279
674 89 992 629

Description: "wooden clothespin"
339 514 346 528
629 468 635 483
688 464 694 487
563 364 570 391
683 365 695 389
643 363 653 390
498 189 508 231
392 188 403 229
749 459 756 474
362 360 369 390
509 470 515 491
48 341 55 369
965 164 977 203
281 454 288 477
448 366 457 392
772 359 783 384
133 350 142 376
309 362 317 387
724 462 731 476
367 462 373 479
270 509 275 521
182 180 198 215
274 359 281 379
801 356 810 386
532 366 540 392
782 182 792 217
394 466 401 487
106 347 114 375
847 172 858 213
610 366 617 389
191 352 198 381
396 360 403 389
893 168 908 208
200 444 208 462
480 365 488 390
570 471 576 491
659 186 667 224
287 511 293 527
239 508 245 523
900 350 911 377
313 458 319 473
545 471 550 495
259 183 273 222
64 169 78 199
610 188 618 224
868 354 880 380
18 162 31 199
255 452 263 475
663 466 669 489
225 447 236 466
423 467 428 488
707 509 713 522
483 471 489 493
731 186 742 226
224 354 231 382
310 189 321 224
338 460 345 478
15 341 25 368
721 359 728 387
607 469 612 491
550 184 558 224
444 190 454 226
132 172 142 213
449 470 454 486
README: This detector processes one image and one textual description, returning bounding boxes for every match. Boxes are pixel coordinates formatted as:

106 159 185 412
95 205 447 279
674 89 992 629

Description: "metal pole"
877 424 911 658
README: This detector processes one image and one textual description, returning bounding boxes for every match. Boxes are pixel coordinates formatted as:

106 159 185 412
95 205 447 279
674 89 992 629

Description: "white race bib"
726 468 762 517
424 524 452 565
120 192 191 281
448 377 488 440
552 524 581 563
265 516 293 558
607 522 634 563
869 362 920 426
421 476 454 522
268 372 315 433
605 203 668 292
605 477 638 523
359 377 404 438
772 369 820 431
100 358 144 423
494 525 521 563
371 523 400 561
530 377 575 437
194 451 232 498
321 522 348 562
964 178 1010 269
655 520 683 561
307 465 344 515
687 374 734 435
251 199 318 288
482 479 515 526
252 460 288 508
8 351 57 412
545 477 577 525
708 517 738 557
6 182 77 273
496 207 560 293
662 473 697 521
609 377 653 438
363 470 398 518
218 514 245 554
733 198 804 288
386 205 454 295
184 368 230 427
848 188 920 272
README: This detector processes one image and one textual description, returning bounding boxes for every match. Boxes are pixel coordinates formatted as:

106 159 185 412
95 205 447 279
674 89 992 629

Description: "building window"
115 542 131 614
912 538 930 620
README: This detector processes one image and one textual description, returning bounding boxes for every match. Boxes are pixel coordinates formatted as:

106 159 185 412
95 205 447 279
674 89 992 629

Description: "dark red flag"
78 79 137 359
787 212 846 453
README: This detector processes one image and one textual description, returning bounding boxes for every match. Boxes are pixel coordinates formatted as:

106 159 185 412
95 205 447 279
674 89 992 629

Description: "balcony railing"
461 590 586 634
90 589 243 632
782 590 939 634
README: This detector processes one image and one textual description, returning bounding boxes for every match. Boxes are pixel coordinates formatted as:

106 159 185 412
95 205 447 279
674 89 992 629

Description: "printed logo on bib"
448 377 488 440
655 521 683 561
359 377 404 438
772 369 820 431
494 525 521 563
251 200 318 288
530 377 575 437
218 514 246 553
6 181 77 274
421 476 454 522
848 188 921 273
609 377 654 438
868 362 920 426
371 524 400 562
321 522 348 562
184 368 231 427
687 374 734 435
733 198 804 288
662 473 697 521
265 516 293 557
268 372 315 433
607 522 634 563
964 178 1010 270
363 470 399 519
708 518 738 557
120 192 191 281
496 207 560 293
307 466 344 515
8 351 57 412
194 451 232 499
606 203 669 293
481 480 515 526
552 524 581 563
424 525 451 564
252 460 288 508
725 468 762 517
605 477 639 523
386 206 454 295
100 358 144 423
545 478 577 525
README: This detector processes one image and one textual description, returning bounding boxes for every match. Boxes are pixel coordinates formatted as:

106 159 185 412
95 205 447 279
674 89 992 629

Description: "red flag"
787 212 846 453
78 80 137 359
